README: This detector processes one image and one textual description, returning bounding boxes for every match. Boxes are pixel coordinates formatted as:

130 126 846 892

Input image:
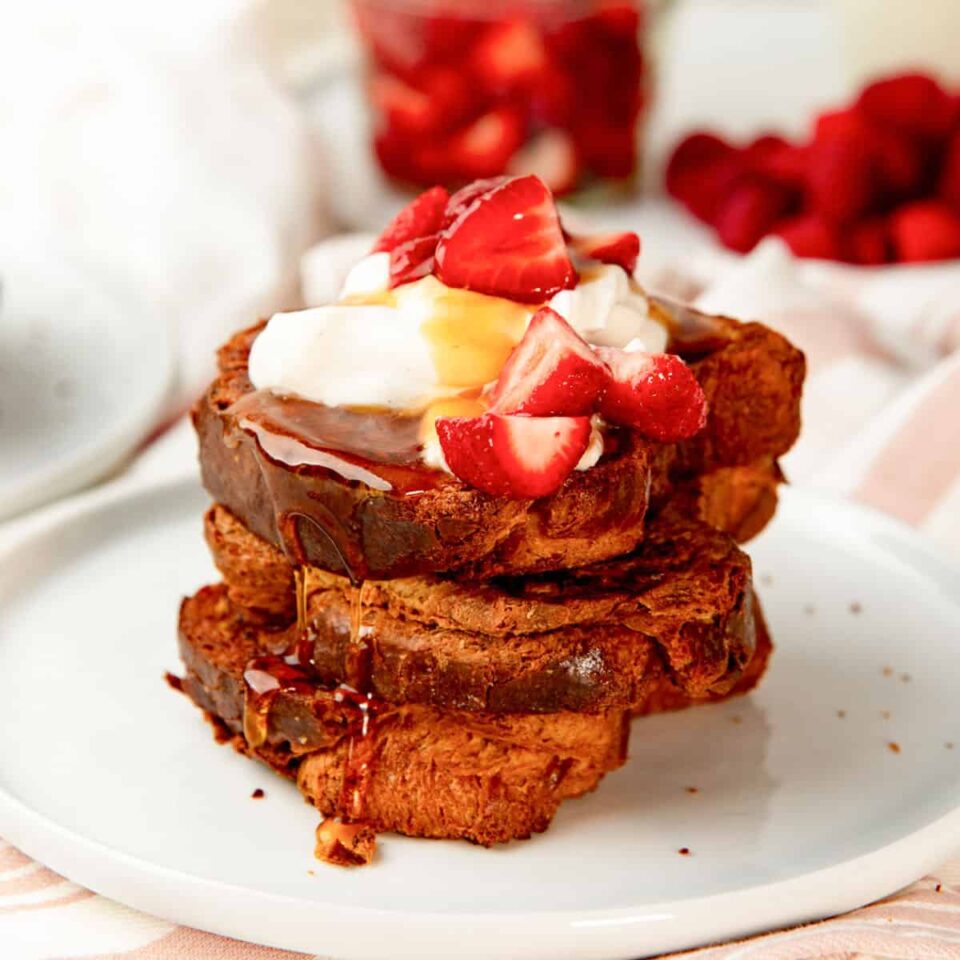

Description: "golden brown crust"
194 304 803 579
205 504 757 713
177 584 629 846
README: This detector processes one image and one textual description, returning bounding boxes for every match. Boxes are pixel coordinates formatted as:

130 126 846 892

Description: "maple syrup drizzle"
331 580 378 824
243 560 379 844
223 390 450 581
241 656 315 748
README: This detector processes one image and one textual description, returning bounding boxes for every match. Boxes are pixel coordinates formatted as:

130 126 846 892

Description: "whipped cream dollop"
250 258 667 414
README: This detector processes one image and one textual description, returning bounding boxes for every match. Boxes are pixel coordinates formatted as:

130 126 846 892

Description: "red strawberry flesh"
598 349 708 442
569 231 641 274
490 307 610 416
436 413 591 498
373 186 450 253
388 233 439 287
435 175 578 302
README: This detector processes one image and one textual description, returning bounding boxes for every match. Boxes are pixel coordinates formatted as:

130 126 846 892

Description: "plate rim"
0 257 175 522
2 476 960 959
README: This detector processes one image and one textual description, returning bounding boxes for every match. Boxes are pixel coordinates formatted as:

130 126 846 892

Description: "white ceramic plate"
0 252 173 521
1 478 960 959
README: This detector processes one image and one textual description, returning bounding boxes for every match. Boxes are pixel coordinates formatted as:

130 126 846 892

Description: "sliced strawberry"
490 307 609 416
436 413 591 499
426 107 525 182
507 130 580 196
388 233 439 287
372 186 450 253
890 200 960 262
369 74 439 137
435 175 578 303
598 349 707 442
443 177 510 226
568 231 640 274
470 19 548 94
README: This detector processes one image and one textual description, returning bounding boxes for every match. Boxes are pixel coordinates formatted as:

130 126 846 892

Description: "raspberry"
857 72 954 142
939 131 960 213
846 217 891 266
713 178 796 254
890 201 960 262
806 135 877 223
745 134 806 189
666 133 743 223
772 214 843 261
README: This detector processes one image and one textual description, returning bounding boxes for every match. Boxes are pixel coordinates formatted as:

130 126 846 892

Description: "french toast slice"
177 584 630 847
194 300 803 579
205 504 760 714
176 584 770 848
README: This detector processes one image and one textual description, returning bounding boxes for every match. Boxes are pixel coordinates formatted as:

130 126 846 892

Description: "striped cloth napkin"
5 237 960 959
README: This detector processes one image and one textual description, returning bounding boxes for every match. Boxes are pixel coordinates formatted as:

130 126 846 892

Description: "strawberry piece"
415 66 475 133
857 72 954 142
425 107 525 182
531 63 575 127
806 134 877 223
598 350 707 442
576 120 637 179
436 413 591 498
436 175 578 303
890 200 960 262
939 131 960 213
490 307 610 416
369 74 439 137
507 130 580 196
714 178 796 254
665 132 744 223
568 231 641 274
773 214 844 261
373 186 449 253
443 177 510 225
470 19 548 94
388 233 439 287
846 217 891 266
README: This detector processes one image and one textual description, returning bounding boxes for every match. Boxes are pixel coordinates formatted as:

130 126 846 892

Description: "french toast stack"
176 290 803 866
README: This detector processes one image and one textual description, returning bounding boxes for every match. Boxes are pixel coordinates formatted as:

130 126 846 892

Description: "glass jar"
350 0 650 197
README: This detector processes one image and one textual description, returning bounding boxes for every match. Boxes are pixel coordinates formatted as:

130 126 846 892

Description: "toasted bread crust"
194 303 803 579
177 583 770 844
177 584 629 845
205 504 758 713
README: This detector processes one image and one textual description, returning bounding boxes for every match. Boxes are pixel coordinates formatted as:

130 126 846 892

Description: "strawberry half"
436 413 591 499
568 231 641 274
598 349 707 442
435 175 578 303
372 186 450 253
490 307 610 416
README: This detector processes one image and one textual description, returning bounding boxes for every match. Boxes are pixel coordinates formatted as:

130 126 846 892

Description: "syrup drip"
334 581 377 822
224 390 450 582
280 565 379 832
241 656 315 748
